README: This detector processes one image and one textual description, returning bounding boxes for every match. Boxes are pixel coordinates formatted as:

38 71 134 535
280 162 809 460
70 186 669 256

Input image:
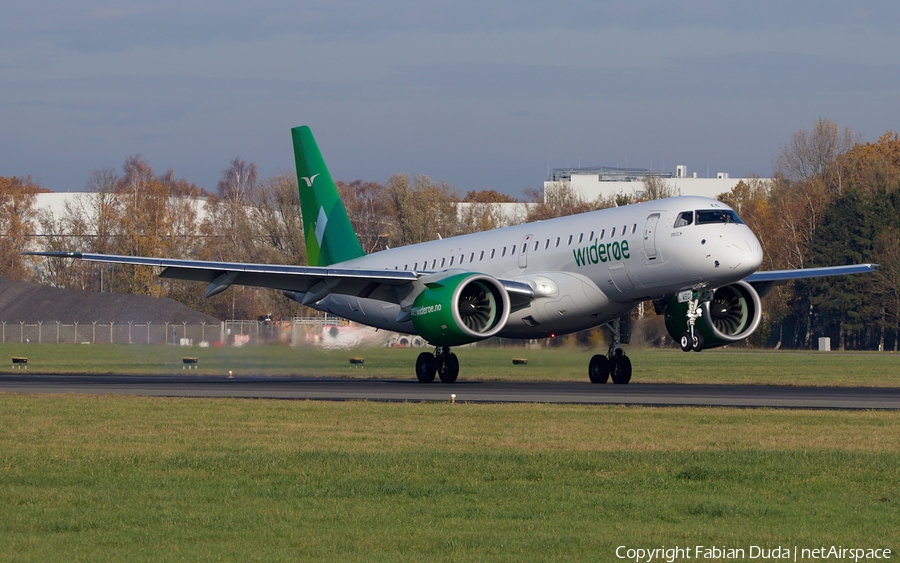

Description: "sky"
2 1 899 198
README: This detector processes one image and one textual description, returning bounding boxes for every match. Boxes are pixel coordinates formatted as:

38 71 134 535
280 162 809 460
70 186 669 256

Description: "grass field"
0 395 898 561
2 342 900 386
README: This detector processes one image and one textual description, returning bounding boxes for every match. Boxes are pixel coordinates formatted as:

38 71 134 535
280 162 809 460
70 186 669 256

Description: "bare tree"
525 181 595 221
337 180 393 253
0 176 46 280
254 172 306 264
217 157 258 205
387 174 459 246
775 117 856 194
642 174 679 200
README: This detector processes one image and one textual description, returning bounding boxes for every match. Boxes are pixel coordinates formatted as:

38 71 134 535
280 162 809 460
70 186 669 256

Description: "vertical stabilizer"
291 126 366 266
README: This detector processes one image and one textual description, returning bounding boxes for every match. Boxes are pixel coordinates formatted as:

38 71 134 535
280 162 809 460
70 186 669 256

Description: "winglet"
291 126 365 266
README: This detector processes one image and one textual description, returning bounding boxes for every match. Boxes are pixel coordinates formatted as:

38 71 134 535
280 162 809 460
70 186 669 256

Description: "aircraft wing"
24 251 535 307
744 263 877 296
745 264 877 283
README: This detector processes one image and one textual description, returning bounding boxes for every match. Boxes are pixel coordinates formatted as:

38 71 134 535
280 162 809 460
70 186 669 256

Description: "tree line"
2 118 898 349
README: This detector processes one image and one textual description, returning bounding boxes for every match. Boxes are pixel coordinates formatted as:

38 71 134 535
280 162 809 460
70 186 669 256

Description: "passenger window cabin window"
578 233 584 243
611 227 616 237
431 259 436 269
450 256 455 266
511 245 516 255
491 249 496 258
600 229 605 239
501 248 507 257
632 224 637 234
567 235 573 245
470 252 474 262
589 231 594 240
534 241 539 251
555 237 560 247
479 251 484 261
413 262 418 270
674 211 693 228
545 239 550 249
622 225 626 234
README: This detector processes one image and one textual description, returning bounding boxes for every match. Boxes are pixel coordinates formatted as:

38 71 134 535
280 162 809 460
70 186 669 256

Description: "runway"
2 374 900 409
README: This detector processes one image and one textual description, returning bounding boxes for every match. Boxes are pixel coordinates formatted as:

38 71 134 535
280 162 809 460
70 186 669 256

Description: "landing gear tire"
438 353 459 383
416 352 436 383
610 355 632 384
692 332 704 353
588 354 610 384
680 331 693 352
680 331 704 352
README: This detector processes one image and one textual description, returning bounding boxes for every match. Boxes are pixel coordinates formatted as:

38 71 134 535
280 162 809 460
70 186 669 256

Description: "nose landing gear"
679 290 710 352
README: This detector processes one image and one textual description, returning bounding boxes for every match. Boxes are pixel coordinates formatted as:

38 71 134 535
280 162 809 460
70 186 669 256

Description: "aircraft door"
519 234 532 268
643 214 660 261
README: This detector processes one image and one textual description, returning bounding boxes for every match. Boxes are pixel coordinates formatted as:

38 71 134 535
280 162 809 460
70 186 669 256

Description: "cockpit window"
695 209 745 225
674 211 693 228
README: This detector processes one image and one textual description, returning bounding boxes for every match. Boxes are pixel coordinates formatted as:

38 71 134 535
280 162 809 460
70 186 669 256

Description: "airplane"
28 126 876 384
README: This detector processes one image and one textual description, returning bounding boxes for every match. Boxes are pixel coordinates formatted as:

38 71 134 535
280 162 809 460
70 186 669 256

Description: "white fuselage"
312 196 763 338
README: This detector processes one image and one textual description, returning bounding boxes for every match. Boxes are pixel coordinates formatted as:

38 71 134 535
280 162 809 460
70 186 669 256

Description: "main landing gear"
416 347 459 383
588 316 632 384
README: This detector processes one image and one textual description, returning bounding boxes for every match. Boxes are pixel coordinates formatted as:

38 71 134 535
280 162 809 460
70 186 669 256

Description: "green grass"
0 396 898 561
2 343 900 386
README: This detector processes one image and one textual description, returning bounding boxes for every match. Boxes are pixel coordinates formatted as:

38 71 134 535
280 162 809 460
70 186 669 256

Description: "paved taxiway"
2 374 900 409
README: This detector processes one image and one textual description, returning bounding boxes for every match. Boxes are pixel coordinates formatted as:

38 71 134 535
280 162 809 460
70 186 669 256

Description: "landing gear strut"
416 347 459 383
679 291 708 352
588 316 632 384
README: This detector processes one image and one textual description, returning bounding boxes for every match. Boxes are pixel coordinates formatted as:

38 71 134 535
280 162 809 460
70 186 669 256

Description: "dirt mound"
0 277 221 324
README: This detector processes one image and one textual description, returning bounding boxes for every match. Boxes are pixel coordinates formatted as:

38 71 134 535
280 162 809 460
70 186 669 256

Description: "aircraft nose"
725 237 763 277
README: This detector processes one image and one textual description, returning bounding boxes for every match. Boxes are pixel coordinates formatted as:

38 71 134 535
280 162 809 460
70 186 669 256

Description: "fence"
1 315 351 347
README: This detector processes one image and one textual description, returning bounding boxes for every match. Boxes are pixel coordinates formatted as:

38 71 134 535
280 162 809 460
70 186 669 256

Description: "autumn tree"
337 180 393 253
386 174 459 246
0 176 48 280
524 181 599 222
764 120 857 346
872 227 900 351
835 132 900 196
642 174 679 200
217 157 258 205
108 157 204 297
462 189 517 203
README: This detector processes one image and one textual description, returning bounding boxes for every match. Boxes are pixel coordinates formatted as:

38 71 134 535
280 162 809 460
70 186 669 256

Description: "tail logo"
300 173 321 188
315 206 328 246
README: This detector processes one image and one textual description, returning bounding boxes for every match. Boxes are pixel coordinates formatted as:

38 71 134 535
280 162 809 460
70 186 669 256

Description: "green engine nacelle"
411 273 511 347
664 281 763 349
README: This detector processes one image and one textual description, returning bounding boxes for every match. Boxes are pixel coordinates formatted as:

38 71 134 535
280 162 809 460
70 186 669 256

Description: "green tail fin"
291 126 366 266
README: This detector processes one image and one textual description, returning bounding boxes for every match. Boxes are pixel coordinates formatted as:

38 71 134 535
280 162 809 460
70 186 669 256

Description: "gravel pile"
0 277 221 324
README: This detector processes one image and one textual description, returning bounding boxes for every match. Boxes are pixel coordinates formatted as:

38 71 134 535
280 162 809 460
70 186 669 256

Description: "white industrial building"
544 165 770 202
31 192 210 235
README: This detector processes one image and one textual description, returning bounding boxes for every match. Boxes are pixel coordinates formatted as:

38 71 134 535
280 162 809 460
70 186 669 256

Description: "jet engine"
664 280 763 349
410 273 511 347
